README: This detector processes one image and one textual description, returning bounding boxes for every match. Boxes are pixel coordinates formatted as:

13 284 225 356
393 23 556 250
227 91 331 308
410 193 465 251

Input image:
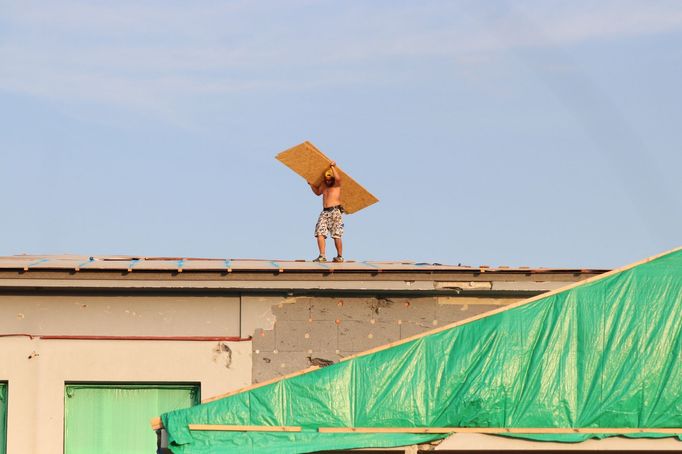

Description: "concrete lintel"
434 281 492 290
491 281 574 291
0 278 435 291
0 278 547 295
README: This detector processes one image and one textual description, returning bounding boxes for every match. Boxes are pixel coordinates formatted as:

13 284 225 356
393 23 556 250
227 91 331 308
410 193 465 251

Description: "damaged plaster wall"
251 296 522 383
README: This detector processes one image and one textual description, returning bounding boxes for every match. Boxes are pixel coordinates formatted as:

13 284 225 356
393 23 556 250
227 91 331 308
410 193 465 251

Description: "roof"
0 254 605 274
0 255 608 294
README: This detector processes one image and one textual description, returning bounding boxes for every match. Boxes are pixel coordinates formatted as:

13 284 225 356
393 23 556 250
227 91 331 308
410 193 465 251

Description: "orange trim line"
0 334 252 342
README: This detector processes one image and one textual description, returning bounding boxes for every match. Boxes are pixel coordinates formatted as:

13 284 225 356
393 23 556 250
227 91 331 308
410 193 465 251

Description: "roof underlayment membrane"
160 247 682 454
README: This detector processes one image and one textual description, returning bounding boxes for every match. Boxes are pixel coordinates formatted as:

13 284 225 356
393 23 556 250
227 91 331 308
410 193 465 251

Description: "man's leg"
314 211 328 260
333 238 343 258
317 235 326 257
331 208 344 261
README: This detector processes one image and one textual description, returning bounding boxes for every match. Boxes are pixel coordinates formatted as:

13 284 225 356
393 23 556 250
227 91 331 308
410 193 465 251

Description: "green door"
64 383 199 454
0 383 6 454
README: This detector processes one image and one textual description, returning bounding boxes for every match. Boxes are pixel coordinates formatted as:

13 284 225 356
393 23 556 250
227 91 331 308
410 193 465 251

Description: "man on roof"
309 161 344 262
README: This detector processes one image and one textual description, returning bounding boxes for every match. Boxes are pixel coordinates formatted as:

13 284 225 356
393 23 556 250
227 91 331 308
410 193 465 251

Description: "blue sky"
1 1 680 268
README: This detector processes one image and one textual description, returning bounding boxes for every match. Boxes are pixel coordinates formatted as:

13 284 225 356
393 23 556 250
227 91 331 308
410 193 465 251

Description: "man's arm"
330 161 341 185
309 182 322 196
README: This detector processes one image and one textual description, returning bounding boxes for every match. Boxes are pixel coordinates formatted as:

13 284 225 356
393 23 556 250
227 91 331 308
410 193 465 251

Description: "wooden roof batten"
180 425 682 434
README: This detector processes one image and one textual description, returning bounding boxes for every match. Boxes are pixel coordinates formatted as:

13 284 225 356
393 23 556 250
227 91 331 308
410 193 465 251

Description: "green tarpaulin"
162 247 682 453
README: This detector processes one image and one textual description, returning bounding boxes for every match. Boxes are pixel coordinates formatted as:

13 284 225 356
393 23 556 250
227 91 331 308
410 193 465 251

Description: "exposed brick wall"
252 296 521 383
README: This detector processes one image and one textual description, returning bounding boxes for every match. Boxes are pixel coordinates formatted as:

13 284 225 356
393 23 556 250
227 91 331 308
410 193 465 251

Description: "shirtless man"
309 161 344 262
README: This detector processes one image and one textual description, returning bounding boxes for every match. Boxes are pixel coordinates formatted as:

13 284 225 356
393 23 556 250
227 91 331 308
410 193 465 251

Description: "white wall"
0 337 251 454
0 294 241 336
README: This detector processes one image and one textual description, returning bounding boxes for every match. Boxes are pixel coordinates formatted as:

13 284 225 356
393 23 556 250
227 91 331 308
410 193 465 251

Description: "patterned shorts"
314 207 344 239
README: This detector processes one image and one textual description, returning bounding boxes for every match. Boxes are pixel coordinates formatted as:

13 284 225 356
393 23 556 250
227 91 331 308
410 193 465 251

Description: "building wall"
0 294 241 336
0 337 250 454
0 269 601 453
0 294 249 454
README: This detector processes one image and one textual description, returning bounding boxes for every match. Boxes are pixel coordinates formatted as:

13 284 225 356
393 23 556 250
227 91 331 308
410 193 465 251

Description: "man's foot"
313 255 327 262
333 256 344 262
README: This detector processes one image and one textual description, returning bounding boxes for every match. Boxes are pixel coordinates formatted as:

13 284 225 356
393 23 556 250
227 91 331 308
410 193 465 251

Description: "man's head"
324 168 335 186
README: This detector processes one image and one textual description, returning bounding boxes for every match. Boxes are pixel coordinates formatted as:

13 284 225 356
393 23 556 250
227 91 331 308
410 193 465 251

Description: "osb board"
276 141 379 214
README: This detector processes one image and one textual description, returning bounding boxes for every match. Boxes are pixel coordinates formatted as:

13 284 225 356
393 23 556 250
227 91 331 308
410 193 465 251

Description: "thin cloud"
1 0 681 116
